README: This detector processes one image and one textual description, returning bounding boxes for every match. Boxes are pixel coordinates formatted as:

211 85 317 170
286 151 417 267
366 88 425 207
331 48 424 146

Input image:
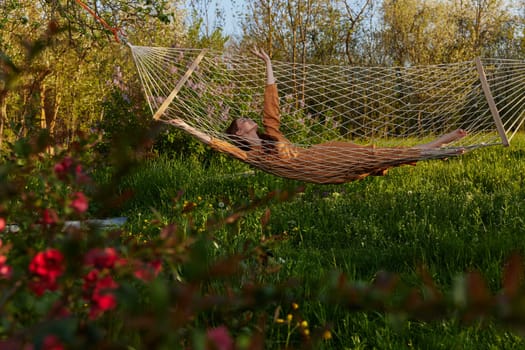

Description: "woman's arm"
209 138 248 161
251 47 275 85
251 47 285 140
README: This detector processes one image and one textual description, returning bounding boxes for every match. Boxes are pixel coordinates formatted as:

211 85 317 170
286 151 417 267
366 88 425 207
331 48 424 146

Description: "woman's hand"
250 46 271 63
250 46 275 85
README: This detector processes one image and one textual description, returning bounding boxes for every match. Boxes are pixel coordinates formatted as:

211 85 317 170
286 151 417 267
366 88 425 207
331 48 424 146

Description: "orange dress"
210 84 422 184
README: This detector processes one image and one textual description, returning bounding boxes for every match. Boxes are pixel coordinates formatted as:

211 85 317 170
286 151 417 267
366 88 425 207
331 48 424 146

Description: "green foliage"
96 87 152 156
241 0 524 66
153 127 216 163
380 0 518 64
185 0 230 50
3 107 525 349
2 4 525 349
0 0 191 153
107 133 525 349
186 16 230 50
0 126 307 349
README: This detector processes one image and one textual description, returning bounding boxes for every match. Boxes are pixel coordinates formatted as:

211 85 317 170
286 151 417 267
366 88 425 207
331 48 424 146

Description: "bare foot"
419 129 467 149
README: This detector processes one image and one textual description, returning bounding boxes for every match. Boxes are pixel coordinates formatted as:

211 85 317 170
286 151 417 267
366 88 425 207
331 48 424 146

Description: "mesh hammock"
130 45 525 184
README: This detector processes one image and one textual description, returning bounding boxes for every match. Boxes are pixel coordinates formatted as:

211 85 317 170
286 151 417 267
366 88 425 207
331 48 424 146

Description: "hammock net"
130 45 525 183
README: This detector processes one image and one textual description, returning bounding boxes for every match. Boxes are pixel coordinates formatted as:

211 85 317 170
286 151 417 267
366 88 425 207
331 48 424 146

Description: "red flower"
29 249 64 279
90 293 117 319
0 255 12 279
94 274 119 291
83 269 99 292
54 157 73 178
55 157 90 184
206 326 234 350
40 208 59 225
70 192 89 214
83 269 118 293
48 300 71 319
28 249 65 296
134 259 162 282
83 269 119 319
42 334 64 350
29 276 60 296
84 247 120 270
0 217 5 232
75 164 91 184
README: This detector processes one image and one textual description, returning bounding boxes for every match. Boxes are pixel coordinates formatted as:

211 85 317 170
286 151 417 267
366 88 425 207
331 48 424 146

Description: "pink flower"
206 326 234 350
0 255 12 279
70 192 89 214
75 164 91 184
0 217 5 232
54 157 73 179
84 247 121 270
55 157 90 184
75 164 83 176
134 259 162 282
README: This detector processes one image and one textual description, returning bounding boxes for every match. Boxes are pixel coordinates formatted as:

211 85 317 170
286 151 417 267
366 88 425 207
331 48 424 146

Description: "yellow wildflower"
322 330 332 340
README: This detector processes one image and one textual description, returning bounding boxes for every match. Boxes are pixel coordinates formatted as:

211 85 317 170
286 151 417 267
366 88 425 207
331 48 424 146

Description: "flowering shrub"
0 240 13 279
0 132 321 349
3 25 525 350
4 131 525 348
83 269 119 319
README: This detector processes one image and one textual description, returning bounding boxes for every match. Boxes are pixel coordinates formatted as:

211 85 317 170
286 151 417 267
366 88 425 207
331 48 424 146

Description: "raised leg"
418 129 467 149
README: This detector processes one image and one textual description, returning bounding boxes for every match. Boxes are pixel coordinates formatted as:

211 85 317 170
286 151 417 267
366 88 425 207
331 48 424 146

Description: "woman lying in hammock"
209 47 467 184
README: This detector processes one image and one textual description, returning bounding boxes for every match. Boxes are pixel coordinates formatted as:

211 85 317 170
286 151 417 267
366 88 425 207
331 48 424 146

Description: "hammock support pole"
152 49 211 144
475 57 509 146
153 49 207 121
165 119 211 144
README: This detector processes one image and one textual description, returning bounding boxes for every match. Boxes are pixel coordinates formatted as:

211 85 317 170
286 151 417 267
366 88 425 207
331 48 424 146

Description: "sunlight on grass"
109 133 525 348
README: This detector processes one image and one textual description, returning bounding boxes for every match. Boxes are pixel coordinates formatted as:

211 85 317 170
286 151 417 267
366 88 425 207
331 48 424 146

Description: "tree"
0 0 43 149
380 0 520 66
240 0 371 64
0 0 188 152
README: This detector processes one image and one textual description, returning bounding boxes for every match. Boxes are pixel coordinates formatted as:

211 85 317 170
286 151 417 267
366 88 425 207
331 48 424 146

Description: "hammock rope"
129 45 525 183
72 0 525 183
74 0 126 44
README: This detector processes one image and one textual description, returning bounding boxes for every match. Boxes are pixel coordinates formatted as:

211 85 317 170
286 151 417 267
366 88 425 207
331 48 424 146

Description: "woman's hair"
225 119 252 151
225 119 277 153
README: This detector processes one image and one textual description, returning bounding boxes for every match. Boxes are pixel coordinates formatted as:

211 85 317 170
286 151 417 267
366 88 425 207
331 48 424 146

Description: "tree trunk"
40 81 61 154
46 88 61 148
41 83 47 130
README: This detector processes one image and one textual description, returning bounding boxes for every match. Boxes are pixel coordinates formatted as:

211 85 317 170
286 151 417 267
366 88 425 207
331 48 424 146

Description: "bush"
0 131 326 349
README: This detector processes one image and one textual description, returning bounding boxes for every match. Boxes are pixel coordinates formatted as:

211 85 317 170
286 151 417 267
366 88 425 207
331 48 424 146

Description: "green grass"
112 134 525 349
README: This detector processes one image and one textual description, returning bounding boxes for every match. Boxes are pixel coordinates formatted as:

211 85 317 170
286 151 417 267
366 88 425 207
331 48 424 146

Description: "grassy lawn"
106 134 525 349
